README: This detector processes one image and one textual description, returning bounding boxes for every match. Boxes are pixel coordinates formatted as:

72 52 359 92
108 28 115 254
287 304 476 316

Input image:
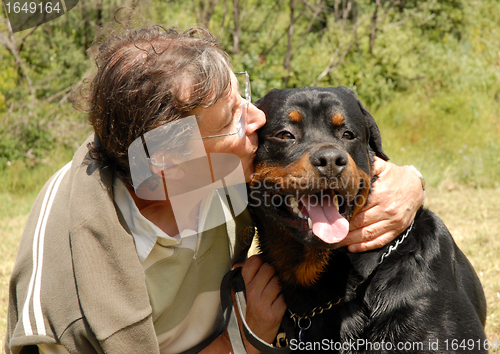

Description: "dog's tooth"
290 197 298 207
308 217 312 229
298 211 304 218
334 194 339 211
293 207 300 215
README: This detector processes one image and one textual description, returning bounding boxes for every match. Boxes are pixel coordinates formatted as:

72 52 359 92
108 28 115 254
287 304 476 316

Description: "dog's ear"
254 88 283 111
357 101 389 161
254 96 265 109
336 86 389 161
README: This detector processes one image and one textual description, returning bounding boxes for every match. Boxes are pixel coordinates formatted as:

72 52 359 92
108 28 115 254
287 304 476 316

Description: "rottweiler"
249 87 487 353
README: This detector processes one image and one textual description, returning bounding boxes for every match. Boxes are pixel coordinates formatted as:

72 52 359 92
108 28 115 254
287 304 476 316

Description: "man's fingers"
241 258 285 342
347 231 398 253
241 255 280 304
348 204 383 231
261 275 282 301
272 293 287 314
240 255 264 284
343 211 416 252
340 221 381 248
371 156 386 176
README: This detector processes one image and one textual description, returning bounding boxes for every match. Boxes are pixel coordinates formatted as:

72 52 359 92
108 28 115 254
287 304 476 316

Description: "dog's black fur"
250 87 487 353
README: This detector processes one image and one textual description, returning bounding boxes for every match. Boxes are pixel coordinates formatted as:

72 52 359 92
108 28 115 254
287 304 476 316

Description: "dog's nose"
310 149 348 177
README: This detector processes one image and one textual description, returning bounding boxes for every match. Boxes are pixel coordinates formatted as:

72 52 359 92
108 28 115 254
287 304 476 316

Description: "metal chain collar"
289 220 415 329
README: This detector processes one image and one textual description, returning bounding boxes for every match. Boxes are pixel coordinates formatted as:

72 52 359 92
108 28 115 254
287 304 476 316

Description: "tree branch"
283 0 296 86
0 17 36 100
370 0 396 54
310 42 352 86
369 0 381 55
205 0 218 28
232 0 241 54
18 25 39 53
300 0 326 24
342 0 352 31
242 0 280 54
219 0 228 36
290 0 324 58
193 0 217 28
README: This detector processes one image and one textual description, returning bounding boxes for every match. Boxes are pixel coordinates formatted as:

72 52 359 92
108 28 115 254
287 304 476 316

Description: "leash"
288 219 415 341
222 220 415 350
221 267 295 354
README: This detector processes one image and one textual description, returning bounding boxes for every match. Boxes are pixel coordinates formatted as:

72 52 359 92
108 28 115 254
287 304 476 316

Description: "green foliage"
374 90 500 188
21 29 87 98
0 47 17 111
0 113 53 165
0 101 92 193
0 0 499 193
369 0 500 188
398 0 465 41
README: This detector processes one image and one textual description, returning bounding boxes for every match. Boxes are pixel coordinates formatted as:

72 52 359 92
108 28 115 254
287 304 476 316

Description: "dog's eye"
343 131 355 140
276 131 295 140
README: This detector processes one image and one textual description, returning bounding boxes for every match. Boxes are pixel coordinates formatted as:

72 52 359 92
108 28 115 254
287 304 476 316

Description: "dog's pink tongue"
302 197 349 244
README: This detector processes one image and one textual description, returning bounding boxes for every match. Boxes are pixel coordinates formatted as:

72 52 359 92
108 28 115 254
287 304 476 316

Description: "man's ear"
357 101 389 161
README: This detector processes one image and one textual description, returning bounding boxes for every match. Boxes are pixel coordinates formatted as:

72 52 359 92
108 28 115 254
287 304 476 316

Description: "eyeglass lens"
235 72 251 139
235 72 251 103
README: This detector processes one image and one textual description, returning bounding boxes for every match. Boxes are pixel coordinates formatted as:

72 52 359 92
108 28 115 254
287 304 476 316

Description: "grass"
0 191 38 351
373 89 500 189
425 186 500 348
1 184 499 350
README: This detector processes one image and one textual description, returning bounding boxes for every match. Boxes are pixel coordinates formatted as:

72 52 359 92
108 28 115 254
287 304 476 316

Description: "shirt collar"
113 178 182 262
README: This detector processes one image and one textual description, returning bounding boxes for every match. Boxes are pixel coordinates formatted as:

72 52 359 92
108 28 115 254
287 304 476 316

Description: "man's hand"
336 157 424 253
239 255 286 351
204 256 285 354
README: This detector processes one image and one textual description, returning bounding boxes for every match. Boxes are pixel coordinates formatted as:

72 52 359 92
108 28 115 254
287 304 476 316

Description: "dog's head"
250 86 388 248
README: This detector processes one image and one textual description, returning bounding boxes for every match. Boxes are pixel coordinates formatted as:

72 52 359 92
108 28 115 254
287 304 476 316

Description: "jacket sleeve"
4 163 103 354
6 142 159 354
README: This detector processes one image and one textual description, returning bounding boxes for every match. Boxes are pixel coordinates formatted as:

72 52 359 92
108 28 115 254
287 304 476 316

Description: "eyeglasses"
201 71 251 140
140 72 252 169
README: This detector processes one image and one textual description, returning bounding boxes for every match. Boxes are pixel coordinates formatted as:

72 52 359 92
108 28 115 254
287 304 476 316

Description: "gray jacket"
6 136 253 354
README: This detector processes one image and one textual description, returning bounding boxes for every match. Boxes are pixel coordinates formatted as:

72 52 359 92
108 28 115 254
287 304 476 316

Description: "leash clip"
276 332 288 348
296 316 311 343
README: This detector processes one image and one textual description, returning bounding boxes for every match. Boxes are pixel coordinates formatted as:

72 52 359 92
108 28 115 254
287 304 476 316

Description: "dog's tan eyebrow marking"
288 110 302 122
332 112 344 126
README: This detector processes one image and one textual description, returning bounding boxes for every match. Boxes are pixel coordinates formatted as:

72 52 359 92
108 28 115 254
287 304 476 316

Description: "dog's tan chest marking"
293 248 331 286
270 241 331 287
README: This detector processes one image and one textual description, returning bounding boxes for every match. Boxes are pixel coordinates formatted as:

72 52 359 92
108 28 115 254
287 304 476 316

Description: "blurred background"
1 0 499 346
